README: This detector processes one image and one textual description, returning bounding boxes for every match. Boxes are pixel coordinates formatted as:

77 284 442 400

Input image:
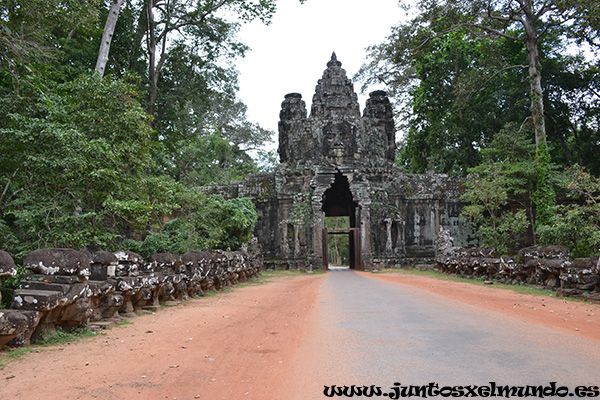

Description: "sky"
235 0 410 140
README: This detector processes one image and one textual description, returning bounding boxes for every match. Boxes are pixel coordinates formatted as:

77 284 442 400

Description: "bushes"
119 194 257 258
460 124 535 255
537 166 600 258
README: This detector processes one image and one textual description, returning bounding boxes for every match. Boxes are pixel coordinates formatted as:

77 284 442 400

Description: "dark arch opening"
322 171 356 221
321 171 361 269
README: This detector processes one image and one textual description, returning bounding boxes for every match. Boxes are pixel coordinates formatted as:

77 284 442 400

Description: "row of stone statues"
435 228 600 301
0 244 262 348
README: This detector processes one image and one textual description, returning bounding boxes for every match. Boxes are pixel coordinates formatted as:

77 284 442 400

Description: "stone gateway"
203 53 477 270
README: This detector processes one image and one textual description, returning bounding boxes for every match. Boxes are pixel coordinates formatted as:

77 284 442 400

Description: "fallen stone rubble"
0 245 262 349
435 229 600 303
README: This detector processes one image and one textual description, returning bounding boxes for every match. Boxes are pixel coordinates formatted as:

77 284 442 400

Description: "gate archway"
321 171 362 270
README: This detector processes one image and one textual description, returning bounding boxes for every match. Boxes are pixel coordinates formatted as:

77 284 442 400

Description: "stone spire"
327 52 342 67
310 52 361 119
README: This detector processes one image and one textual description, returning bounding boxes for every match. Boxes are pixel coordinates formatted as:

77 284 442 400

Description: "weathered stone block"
23 248 91 278
0 310 31 348
4 310 40 347
11 289 63 311
0 250 17 277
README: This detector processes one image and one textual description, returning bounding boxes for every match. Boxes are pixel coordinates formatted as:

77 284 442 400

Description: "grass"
372 267 592 302
36 326 99 347
0 347 35 368
0 327 98 368
0 318 137 368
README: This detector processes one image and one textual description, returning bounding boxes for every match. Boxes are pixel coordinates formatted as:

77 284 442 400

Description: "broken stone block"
518 245 569 263
115 276 144 313
11 288 63 311
148 253 183 274
0 250 17 305
86 280 122 321
0 310 32 348
23 248 91 279
113 250 143 276
129 288 151 312
3 310 40 347
83 246 118 280
55 298 93 330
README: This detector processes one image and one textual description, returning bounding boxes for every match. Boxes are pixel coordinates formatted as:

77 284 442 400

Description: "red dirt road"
0 274 325 400
1 271 599 400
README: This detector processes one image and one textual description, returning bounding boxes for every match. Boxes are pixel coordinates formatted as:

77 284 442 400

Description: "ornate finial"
327 52 342 68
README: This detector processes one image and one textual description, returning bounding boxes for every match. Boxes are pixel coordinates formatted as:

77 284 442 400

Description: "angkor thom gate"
203 54 477 270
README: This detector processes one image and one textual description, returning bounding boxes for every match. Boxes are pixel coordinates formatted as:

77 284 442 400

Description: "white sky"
235 0 409 141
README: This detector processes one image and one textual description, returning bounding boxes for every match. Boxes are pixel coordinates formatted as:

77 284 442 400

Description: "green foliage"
532 141 556 227
537 207 600 259
161 130 263 186
119 192 258 258
461 124 535 254
186 195 258 252
405 31 529 175
0 0 281 301
543 51 600 175
0 0 102 81
326 217 350 266
537 165 600 258
358 0 600 179
0 73 155 257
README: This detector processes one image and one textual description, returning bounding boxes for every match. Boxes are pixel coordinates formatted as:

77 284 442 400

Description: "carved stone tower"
203 53 476 270
278 53 395 168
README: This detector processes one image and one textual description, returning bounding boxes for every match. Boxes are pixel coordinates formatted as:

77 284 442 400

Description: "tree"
89 0 283 183
360 0 600 226
0 0 293 263
400 31 530 175
326 217 350 266
132 0 279 118
461 123 536 254
95 0 125 77
0 0 102 90
542 51 600 175
0 73 157 257
120 192 258 256
537 165 600 258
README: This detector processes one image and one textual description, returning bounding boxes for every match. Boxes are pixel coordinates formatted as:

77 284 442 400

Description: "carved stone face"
322 121 356 158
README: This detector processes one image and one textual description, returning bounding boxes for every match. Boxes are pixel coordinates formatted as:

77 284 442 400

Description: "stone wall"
0 245 262 349
435 228 600 302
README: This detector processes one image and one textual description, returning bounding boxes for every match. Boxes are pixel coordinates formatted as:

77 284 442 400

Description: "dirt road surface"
1 269 599 400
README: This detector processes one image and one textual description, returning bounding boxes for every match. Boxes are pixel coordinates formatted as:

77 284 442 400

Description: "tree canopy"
0 0 292 263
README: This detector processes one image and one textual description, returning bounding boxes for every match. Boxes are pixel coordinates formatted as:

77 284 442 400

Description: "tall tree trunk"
524 38 546 149
522 1 555 228
146 0 157 119
95 0 125 77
